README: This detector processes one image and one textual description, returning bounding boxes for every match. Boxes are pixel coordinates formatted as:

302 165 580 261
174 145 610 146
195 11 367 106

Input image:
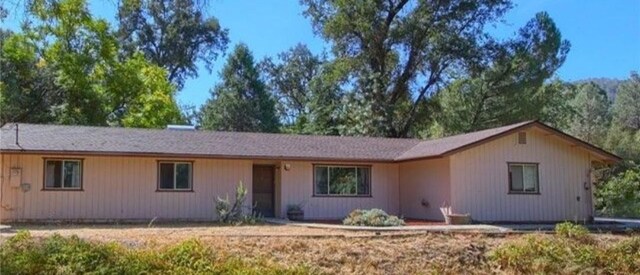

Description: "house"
0 121 620 223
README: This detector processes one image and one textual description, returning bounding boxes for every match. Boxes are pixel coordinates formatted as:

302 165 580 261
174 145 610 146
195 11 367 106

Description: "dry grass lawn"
1 223 636 274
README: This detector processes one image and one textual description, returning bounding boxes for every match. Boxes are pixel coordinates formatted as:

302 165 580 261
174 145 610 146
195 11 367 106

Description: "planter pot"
287 211 304 221
446 214 471 225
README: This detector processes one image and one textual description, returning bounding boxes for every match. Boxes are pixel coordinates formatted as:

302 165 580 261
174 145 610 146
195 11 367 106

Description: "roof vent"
518 132 527 144
166 125 197 131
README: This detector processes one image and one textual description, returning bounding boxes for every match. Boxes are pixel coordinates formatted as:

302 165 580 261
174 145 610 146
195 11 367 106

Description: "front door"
252 165 275 217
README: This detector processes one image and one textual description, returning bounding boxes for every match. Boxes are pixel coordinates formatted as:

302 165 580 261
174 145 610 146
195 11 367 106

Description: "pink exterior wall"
0 155 400 222
398 158 450 221
0 154 253 222
449 128 595 222
278 161 400 219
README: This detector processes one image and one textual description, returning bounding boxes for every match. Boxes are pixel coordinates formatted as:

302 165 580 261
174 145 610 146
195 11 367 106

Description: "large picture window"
314 165 371 196
158 162 192 191
508 163 539 194
44 159 82 190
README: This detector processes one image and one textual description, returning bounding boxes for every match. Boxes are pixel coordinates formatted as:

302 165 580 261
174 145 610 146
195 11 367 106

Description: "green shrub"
342 208 405 227
0 232 311 274
555 222 592 242
595 166 640 218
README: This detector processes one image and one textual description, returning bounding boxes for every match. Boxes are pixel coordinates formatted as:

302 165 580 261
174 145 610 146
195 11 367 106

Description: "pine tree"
569 82 611 146
200 44 280 132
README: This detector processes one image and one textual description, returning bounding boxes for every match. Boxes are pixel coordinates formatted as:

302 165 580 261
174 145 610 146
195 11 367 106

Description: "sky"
2 0 639 107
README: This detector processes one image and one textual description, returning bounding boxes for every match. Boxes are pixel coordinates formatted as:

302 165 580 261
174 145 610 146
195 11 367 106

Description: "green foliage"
301 0 569 137
595 167 640 218
342 208 405 227
261 44 344 135
611 73 640 131
201 44 280 132
555 222 591 241
0 30 62 123
489 229 640 274
432 12 570 135
606 73 640 161
0 231 311 274
0 0 183 127
0 231 126 274
569 81 611 146
117 0 229 89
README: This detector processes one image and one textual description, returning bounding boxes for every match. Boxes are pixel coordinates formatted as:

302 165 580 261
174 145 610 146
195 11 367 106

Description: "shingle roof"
395 121 533 161
0 123 420 161
0 121 621 162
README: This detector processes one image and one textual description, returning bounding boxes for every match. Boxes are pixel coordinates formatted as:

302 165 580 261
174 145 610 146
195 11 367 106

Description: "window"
508 163 539 193
313 165 370 196
158 162 192 191
44 159 82 190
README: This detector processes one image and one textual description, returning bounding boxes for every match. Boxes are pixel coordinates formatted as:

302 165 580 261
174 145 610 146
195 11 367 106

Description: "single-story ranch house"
0 120 620 223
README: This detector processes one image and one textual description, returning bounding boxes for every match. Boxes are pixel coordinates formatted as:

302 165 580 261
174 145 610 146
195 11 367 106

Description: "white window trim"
44 159 83 190
313 165 371 197
508 163 539 194
158 161 193 191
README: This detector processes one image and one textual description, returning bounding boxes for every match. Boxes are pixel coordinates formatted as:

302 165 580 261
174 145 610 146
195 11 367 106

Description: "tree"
261 44 344 134
611 72 640 131
261 44 323 126
0 0 182 127
537 80 577 130
200 44 280 132
117 0 229 89
606 72 640 161
431 14 572 135
568 82 610 146
0 29 63 124
302 0 568 137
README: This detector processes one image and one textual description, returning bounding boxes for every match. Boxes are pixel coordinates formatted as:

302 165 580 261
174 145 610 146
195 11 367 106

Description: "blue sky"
3 0 639 107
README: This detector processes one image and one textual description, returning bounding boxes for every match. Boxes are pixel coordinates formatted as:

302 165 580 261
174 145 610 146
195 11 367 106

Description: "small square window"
508 163 539 194
44 159 82 190
158 162 192 191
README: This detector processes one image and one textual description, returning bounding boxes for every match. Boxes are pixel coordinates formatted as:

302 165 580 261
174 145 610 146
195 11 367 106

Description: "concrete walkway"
265 217 640 233
265 218 511 233
595 217 640 225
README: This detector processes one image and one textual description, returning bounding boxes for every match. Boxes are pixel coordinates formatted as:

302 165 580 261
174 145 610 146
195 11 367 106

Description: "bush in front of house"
0 231 311 274
342 208 405 227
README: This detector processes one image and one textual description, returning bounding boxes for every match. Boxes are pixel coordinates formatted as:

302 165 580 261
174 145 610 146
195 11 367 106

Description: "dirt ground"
0 223 635 274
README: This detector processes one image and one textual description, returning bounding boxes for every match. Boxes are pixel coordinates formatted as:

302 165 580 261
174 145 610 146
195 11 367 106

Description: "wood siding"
278 161 400 219
449 129 595 222
1 154 252 222
0 155 400 221
398 158 450 221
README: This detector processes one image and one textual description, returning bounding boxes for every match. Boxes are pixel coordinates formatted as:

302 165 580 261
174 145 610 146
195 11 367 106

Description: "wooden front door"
252 165 275 217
